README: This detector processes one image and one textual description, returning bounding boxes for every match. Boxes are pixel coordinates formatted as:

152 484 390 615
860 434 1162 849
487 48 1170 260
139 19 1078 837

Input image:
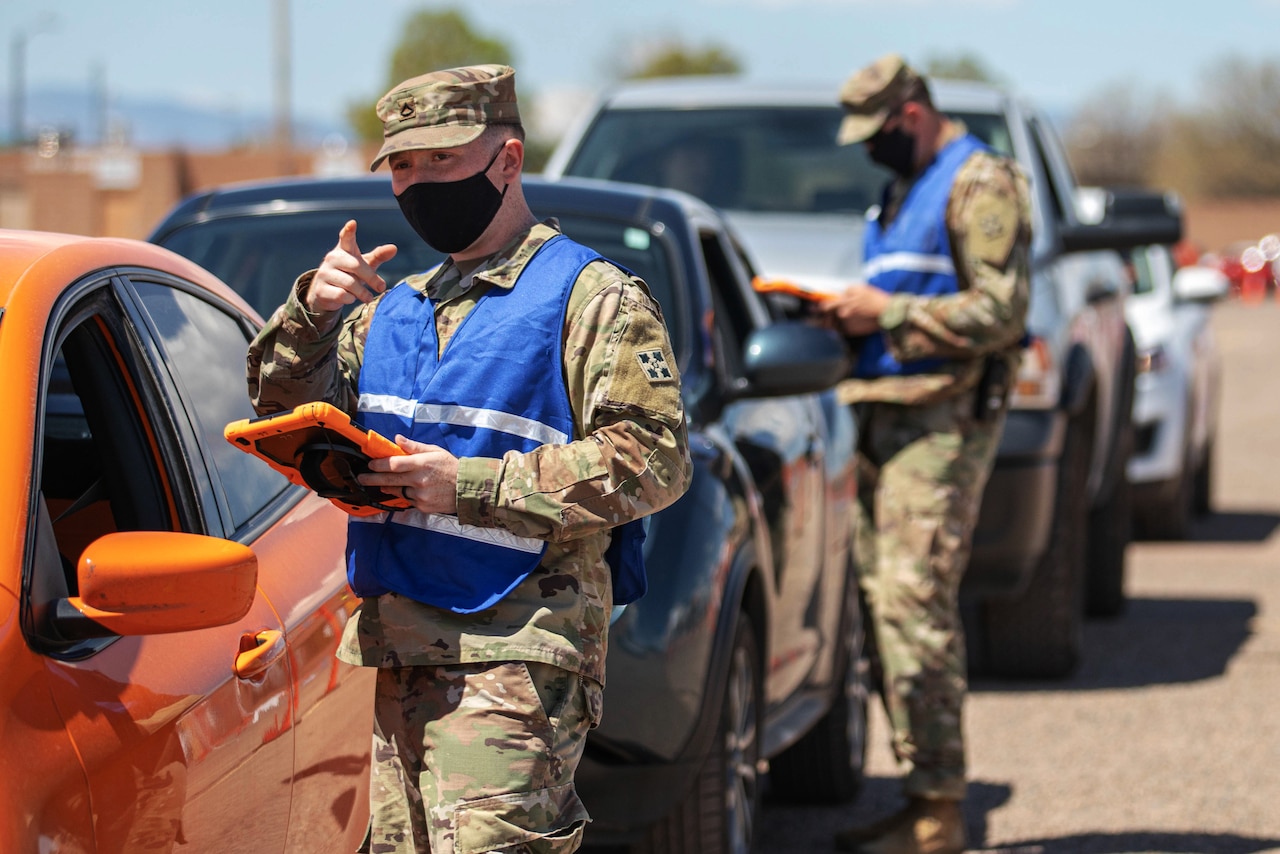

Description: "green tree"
1065 57 1280 198
348 8 514 142
1063 82 1165 188
621 38 742 80
1182 58 1280 196
922 52 1003 84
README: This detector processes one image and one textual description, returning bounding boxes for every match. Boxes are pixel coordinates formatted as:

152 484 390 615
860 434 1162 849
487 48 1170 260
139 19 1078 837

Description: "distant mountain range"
10 84 351 150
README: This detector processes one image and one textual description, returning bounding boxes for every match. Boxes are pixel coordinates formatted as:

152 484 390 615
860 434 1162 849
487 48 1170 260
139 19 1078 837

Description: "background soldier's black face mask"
866 123 917 179
396 143 508 254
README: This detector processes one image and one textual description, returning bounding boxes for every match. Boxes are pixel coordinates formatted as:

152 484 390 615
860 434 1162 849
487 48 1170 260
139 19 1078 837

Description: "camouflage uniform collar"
414 220 563 300
470 220 563 291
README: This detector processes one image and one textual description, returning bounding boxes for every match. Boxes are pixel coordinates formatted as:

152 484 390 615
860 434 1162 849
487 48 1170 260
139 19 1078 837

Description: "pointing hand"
305 220 398 314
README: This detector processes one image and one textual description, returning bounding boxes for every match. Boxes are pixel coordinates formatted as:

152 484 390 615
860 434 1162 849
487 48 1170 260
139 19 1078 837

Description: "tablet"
224 402 412 516
751 276 840 303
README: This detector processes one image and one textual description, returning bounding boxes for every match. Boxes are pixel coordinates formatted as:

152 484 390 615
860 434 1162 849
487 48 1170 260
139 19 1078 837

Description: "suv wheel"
636 614 763 854
981 417 1088 678
1086 420 1133 615
768 580 868 803
1136 438 1196 542
1193 437 1215 517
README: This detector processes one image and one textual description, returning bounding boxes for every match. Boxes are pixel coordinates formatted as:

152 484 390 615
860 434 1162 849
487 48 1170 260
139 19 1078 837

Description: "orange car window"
130 280 289 533
39 316 172 597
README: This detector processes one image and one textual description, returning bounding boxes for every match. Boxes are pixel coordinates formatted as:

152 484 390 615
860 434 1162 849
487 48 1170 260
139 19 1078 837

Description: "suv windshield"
564 105 1014 215
157 208 442 321
156 205 686 364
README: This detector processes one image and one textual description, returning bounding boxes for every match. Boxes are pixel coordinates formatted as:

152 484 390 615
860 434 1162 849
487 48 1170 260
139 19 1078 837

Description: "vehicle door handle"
234 629 285 679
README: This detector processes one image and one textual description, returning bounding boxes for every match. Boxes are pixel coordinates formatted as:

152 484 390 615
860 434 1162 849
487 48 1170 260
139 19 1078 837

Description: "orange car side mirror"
57 531 258 638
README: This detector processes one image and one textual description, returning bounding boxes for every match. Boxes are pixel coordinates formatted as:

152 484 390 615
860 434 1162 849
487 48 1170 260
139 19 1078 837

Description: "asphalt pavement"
757 299 1280 854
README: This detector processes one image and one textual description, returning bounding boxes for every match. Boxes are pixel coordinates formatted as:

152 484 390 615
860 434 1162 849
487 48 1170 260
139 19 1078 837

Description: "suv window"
1127 245 1174 297
552 212 689 370
568 104 1015 218
157 209 444 320
569 107 886 214
945 110 1016 158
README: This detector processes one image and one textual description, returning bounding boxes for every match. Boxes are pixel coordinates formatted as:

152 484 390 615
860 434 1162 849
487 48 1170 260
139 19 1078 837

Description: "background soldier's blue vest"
349 235 647 612
855 134 989 378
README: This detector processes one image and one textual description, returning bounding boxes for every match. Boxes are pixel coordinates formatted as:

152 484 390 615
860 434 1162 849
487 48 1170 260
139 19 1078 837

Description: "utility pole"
9 15 57 146
273 0 293 157
10 32 25 145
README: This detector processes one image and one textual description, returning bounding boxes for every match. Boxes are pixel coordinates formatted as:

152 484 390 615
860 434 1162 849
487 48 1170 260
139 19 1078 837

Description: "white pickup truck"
546 75 1181 678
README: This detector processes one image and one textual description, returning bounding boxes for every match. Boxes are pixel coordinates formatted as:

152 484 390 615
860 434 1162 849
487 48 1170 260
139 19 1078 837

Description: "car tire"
1085 469 1131 616
1085 422 1133 617
1080 417 1131 617
1136 439 1196 542
980 418 1088 678
1193 437 1214 517
767 582 868 804
635 613 763 854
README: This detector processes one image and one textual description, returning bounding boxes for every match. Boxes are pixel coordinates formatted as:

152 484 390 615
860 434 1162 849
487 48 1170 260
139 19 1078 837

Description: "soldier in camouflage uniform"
815 55 1032 854
247 65 691 853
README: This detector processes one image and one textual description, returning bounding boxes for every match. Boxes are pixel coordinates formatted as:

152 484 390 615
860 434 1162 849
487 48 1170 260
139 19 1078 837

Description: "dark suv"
545 76 1181 678
150 174 867 852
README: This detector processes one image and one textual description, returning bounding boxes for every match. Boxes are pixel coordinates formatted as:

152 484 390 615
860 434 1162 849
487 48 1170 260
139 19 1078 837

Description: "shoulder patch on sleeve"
636 349 675 383
967 192 1021 268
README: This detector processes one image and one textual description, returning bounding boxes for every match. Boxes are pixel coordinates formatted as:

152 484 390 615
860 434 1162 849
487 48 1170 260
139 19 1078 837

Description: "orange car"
0 230 373 852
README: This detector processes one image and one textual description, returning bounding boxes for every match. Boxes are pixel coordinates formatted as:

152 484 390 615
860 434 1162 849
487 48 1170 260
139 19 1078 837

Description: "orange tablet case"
225 401 412 516
750 276 838 302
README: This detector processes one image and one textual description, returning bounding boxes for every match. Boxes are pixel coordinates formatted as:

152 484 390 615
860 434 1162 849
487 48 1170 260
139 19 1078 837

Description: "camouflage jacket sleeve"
880 149 1032 363
246 271 367 415
455 258 692 544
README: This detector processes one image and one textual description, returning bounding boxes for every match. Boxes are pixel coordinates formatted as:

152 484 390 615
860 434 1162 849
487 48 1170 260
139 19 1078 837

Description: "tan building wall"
1182 198 1280 258
4 143 1280 259
0 143 380 239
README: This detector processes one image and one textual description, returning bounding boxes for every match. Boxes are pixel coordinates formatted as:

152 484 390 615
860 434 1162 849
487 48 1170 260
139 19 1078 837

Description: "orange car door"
30 276 295 852
126 275 373 852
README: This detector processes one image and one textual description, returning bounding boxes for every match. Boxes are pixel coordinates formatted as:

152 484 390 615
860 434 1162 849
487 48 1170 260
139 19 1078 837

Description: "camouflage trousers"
362 660 601 854
852 393 1004 802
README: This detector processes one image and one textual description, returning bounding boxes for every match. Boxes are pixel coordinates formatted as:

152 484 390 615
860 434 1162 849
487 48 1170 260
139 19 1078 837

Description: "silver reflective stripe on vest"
359 393 570 446
862 251 956 280
351 510 545 554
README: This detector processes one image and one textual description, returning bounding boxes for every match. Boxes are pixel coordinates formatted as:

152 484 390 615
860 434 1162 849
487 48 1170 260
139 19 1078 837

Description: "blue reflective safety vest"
855 133 990 379
348 234 647 612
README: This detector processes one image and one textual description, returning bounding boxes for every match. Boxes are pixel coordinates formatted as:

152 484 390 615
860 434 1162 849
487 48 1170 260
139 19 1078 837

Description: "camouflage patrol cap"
369 64 521 171
837 53 922 145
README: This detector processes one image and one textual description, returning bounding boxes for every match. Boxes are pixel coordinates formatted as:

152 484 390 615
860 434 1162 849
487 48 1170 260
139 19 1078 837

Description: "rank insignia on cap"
636 349 674 383
399 100 415 118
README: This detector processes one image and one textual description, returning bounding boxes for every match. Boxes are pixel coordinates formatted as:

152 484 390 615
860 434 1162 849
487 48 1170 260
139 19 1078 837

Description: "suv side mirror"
735 322 851 399
1063 188 1183 254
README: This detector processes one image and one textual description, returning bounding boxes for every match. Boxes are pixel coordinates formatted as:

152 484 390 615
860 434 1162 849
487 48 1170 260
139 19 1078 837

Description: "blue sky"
4 0 1277 146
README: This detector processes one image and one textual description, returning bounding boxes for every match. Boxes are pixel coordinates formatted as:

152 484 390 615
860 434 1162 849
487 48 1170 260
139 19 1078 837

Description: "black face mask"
395 143 509 254
866 125 917 179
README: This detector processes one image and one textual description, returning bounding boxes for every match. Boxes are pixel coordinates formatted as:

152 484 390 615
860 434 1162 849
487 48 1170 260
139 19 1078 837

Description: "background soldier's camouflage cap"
837 53 922 146
369 64 521 171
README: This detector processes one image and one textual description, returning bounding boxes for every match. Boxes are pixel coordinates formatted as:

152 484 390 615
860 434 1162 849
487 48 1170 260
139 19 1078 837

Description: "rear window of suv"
156 208 444 321
564 105 1013 215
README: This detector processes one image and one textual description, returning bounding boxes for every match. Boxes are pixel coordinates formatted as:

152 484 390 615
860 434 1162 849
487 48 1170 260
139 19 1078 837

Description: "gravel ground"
756 301 1280 854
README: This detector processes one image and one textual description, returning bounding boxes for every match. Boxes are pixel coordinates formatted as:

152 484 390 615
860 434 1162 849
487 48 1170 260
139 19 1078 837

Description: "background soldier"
816 53 1032 854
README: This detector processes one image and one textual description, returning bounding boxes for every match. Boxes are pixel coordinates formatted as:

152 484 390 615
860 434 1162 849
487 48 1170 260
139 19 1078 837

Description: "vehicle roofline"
592 75 1012 112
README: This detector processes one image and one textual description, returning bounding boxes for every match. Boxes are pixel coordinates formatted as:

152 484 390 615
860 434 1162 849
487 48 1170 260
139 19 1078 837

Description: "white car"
1124 246 1229 539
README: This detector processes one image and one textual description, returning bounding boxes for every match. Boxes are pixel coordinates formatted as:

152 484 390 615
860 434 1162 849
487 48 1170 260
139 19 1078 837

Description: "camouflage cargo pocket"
452 781 590 854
